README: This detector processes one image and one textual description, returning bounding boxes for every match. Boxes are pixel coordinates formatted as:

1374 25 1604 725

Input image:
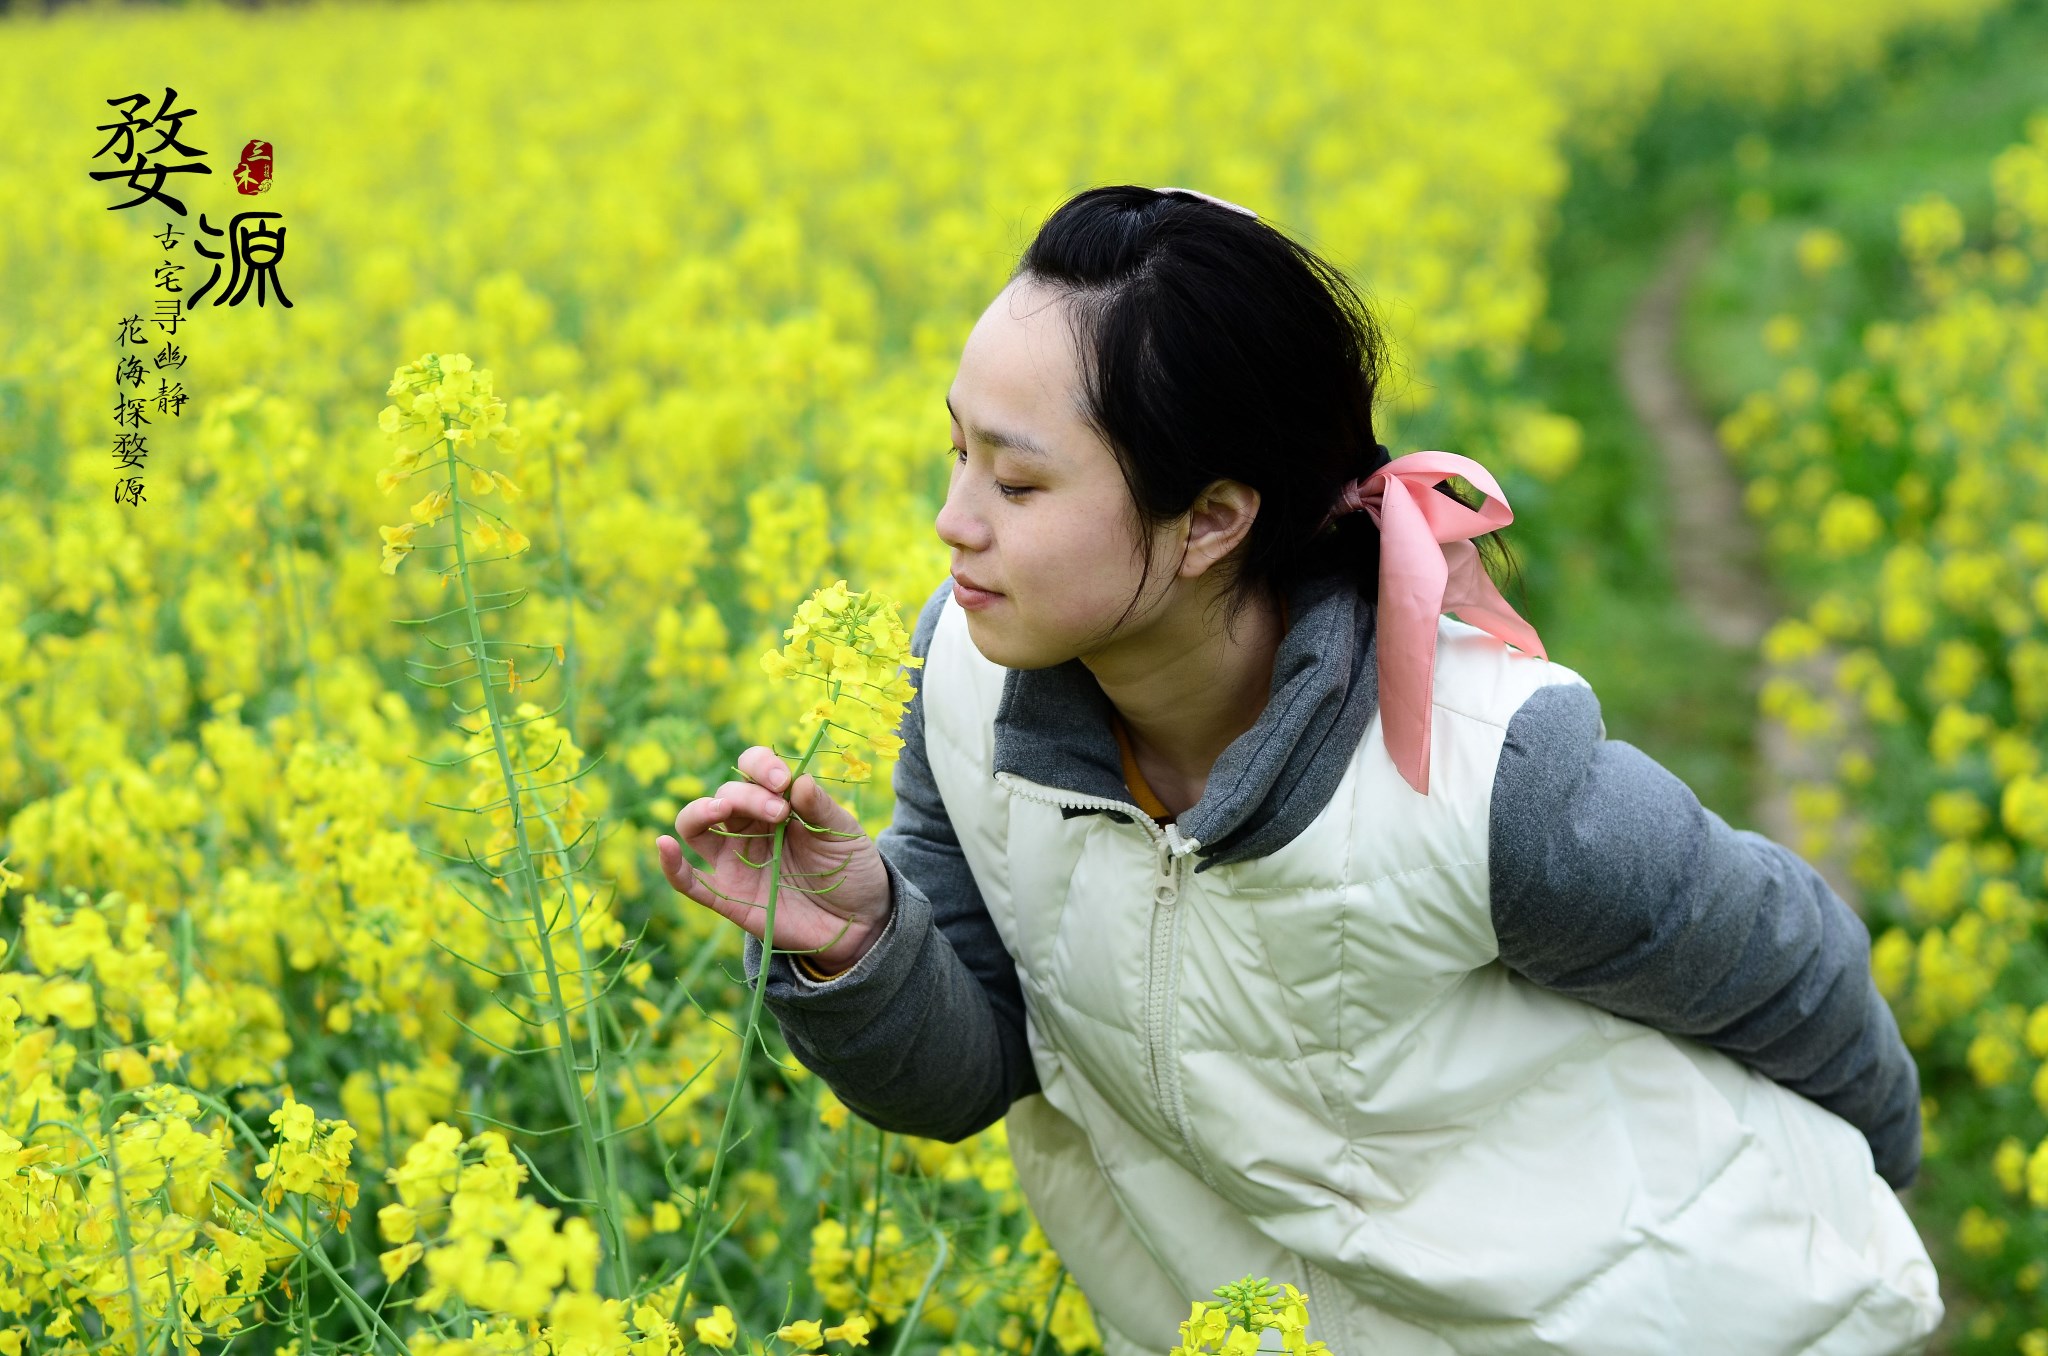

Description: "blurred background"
4 0 2048 1351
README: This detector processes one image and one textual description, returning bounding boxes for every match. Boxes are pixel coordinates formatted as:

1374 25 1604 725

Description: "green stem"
250 414 324 738
372 1018 398 1182
668 713 834 1330
119 1083 408 1356
885 1228 950 1356
90 1014 155 1356
441 430 627 1297
211 1183 407 1356
546 435 580 738
1028 1268 1067 1356
294 1196 310 1347
541 807 634 1291
861 1129 888 1305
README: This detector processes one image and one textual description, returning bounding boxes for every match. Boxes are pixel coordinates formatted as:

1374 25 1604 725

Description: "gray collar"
990 573 1379 872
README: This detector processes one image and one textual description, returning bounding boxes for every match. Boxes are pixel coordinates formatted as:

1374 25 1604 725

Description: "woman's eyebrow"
946 394 1054 460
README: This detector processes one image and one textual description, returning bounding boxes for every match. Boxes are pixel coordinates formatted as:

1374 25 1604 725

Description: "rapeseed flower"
822 1314 871 1346
776 1319 824 1349
375 353 525 575
695 1305 738 1348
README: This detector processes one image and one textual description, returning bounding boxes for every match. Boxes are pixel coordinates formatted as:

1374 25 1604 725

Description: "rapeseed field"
0 0 2015 1350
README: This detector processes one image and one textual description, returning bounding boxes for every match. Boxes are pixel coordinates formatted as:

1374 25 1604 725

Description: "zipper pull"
1154 842 1178 905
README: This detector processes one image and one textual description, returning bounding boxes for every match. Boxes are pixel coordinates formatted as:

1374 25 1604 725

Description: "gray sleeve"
1488 682 1923 1191
741 576 1039 1142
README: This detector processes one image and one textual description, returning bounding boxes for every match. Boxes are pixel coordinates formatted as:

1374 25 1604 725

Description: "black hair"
1009 183 1522 643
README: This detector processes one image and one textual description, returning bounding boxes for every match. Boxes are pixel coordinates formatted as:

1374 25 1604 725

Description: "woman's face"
936 275 1184 670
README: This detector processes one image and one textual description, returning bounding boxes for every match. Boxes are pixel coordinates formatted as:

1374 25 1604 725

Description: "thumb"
791 771 856 831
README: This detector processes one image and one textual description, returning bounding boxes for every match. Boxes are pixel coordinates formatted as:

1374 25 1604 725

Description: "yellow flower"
1900 193 1965 262
379 1200 419 1243
1928 789 1988 841
2003 775 2048 847
1795 227 1847 276
380 1241 424 1284
1957 1205 2008 1257
776 1320 824 1350
759 580 923 788
822 1315 871 1347
1762 314 1803 356
1871 928 1913 1002
1966 1028 2018 1087
1996 1137 2030 1195
695 1305 738 1349
1506 408 1582 482
2027 1136 2048 1208
1816 493 1882 557
378 452 424 493
2027 1007 2048 1059
1762 618 1823 666
1180 1302 1229 1350
412 486 453 526
41 978 95 1028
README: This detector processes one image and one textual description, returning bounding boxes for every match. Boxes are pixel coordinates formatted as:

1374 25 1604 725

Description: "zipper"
991 771 1203 858
994 771 1219 1187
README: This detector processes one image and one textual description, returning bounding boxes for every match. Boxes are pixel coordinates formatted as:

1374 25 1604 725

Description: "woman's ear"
1179 479 1261 580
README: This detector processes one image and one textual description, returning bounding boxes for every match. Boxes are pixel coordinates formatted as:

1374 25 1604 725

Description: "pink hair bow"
1338 450 1547 796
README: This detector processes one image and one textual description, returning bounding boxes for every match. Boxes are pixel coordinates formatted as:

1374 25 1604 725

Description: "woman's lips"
952 578 1002 609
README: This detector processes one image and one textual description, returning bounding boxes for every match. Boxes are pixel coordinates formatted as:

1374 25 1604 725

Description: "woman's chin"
963 615 1030 667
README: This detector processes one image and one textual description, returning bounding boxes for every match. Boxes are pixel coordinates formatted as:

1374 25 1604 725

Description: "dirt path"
1616 212 1865 915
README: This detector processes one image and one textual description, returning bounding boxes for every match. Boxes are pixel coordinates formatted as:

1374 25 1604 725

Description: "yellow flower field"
1723 110 2048 1349
0 0 2018 1350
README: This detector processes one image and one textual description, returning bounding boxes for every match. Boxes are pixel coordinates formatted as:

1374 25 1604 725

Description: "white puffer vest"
917 594 1942 1355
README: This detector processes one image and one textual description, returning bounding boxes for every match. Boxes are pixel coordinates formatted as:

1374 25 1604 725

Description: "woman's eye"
946 446 1030 500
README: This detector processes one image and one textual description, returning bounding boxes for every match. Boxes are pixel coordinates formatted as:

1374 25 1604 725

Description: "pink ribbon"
1337 451 1547 796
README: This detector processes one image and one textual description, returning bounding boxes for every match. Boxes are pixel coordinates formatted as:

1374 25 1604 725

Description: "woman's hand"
656 745 893 975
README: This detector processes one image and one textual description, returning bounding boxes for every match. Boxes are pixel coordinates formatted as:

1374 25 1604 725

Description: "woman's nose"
934 484 987 552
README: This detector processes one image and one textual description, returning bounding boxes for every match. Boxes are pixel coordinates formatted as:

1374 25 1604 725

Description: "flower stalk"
669 580 922 1331
375 353 633 1297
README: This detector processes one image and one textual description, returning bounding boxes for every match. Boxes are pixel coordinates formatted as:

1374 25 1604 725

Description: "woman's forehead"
956 283 1097 435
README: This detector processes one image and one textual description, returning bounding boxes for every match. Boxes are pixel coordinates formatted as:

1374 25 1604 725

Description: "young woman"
655 185 1942 1354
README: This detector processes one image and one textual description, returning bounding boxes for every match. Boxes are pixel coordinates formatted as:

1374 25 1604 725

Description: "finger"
655 834 698 897
738 746 792 794
789 773 851 830
672 796 739 847
656 833 768 937
715 778 789 824
657 832 727 899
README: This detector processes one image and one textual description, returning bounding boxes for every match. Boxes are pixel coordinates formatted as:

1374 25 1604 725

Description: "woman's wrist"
792 903 895 982
795 950 856 982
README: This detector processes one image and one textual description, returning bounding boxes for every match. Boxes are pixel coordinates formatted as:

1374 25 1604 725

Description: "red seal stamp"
233 140 273 194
